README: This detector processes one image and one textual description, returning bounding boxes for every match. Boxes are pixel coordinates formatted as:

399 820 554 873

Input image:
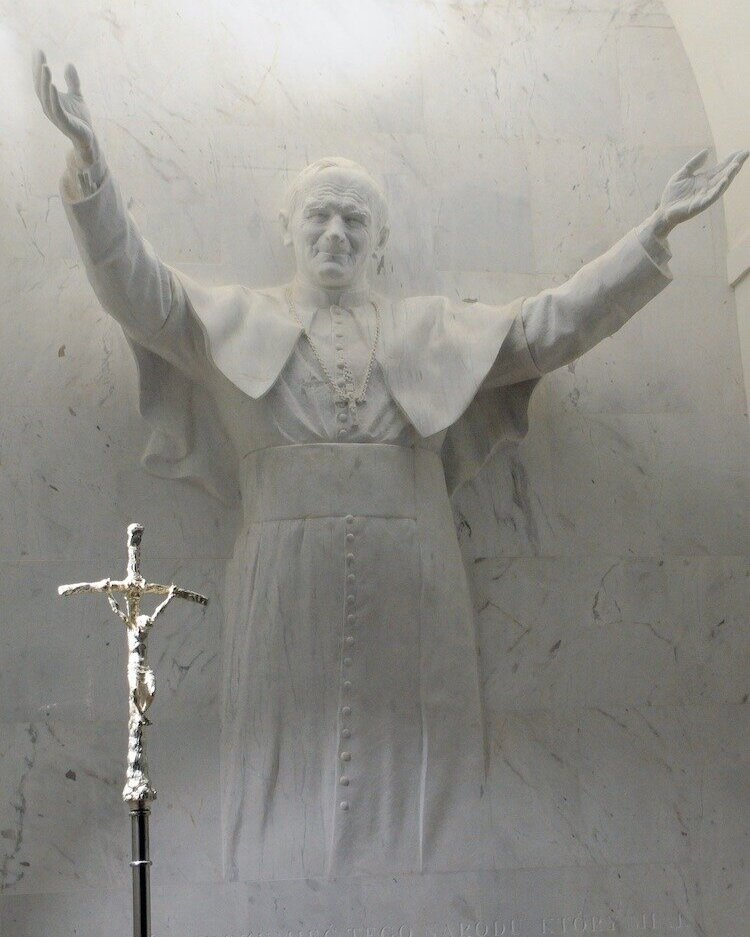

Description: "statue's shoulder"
395 291 523 319
228 282 287 310
243 283 298 320
174 273 292 325
378 295 457 355
170 275 301 369
395 293 450 311
388 293 452 324
384 291 522 351
394 293 503 317
390 293 474 330
172 277 302 400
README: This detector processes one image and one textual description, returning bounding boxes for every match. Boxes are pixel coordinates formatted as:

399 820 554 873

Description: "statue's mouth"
317 251 350 262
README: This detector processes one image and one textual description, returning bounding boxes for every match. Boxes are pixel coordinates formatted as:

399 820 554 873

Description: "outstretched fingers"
725 153 748 188
64 62 82 96
38 62 62 134
32 49 46 100
48 83 68 128
721 154 745 188
708 149 748 185
49 83 84 143
728 149 749 179
39 63 54 120
33 54 47 108
698 171 739 212
677 148 710 179
709 153 748 202
707 151 738 181
32 53 91 147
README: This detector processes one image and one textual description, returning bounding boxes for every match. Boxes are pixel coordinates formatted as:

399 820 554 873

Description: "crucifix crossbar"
58 522 208 804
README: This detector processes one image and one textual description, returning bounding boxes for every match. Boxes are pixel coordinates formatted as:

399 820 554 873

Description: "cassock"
62 162 672 881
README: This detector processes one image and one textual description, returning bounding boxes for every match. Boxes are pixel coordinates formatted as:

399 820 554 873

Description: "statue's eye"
346 216 364 226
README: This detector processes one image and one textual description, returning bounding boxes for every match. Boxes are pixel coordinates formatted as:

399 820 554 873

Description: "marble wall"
0 1 748 935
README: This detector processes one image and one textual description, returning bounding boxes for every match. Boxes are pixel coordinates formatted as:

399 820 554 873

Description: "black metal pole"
130 801 152 937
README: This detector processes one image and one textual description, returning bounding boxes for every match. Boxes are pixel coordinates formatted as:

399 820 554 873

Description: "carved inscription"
191 911 690 937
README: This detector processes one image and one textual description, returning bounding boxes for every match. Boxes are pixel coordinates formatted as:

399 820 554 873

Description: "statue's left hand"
651 148 749 237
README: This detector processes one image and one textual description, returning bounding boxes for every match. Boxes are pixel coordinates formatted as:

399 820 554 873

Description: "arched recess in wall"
663 0 750 403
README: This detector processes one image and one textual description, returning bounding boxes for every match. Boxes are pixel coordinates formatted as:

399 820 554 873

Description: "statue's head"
280 157 390 291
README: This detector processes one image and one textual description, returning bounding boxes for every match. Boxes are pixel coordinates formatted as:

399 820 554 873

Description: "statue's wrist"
71 132 101 171
66 142 107 199
647 208 673 240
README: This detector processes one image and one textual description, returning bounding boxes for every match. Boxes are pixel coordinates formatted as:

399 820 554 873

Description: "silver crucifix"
58 522 208 803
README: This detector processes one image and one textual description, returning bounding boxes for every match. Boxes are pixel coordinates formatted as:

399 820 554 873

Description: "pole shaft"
130 802 152 937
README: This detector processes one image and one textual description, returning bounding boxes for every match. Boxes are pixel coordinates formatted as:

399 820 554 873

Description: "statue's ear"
279 210 292 247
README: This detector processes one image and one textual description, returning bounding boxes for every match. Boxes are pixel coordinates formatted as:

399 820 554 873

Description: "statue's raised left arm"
487 149 748 386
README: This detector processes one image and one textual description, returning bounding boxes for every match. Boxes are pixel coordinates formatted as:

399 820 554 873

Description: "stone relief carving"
32 50 747 881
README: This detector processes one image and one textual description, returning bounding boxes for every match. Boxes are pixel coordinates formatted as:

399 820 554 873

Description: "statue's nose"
324 216 347 244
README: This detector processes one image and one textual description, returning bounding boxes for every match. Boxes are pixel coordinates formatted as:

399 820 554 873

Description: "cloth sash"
239 443 440 523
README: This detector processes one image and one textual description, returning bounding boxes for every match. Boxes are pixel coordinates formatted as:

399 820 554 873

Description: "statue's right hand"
33 50 98 167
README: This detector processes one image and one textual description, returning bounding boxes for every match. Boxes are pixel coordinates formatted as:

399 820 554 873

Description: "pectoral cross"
341 366 362 427
58 522 208 804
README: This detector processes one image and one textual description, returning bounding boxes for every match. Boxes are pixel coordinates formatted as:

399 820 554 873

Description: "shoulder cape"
127 275 540 504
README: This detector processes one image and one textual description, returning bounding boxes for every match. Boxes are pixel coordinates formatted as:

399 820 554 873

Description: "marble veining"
0 1 748 935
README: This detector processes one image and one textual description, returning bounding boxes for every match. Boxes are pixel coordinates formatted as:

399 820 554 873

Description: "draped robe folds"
62 166 673 881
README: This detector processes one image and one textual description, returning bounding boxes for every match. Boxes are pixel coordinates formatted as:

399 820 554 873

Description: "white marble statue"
33 51 747 882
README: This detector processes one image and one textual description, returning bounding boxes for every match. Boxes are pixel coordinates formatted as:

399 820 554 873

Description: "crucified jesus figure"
59 523 207 802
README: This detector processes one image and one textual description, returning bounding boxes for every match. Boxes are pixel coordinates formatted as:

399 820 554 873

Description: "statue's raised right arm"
33 51 196 368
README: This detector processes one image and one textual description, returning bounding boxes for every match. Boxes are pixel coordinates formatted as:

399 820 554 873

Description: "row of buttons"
339 512 357 811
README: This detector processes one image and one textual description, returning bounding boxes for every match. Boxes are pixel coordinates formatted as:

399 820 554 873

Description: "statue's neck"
291 276 372 309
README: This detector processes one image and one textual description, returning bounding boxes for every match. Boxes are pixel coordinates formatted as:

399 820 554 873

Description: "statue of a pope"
33 52 747 882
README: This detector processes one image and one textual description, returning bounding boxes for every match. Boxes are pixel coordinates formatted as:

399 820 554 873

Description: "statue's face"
286 168 383 290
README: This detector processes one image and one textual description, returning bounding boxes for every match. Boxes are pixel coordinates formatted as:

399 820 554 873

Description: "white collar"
289 279 373 328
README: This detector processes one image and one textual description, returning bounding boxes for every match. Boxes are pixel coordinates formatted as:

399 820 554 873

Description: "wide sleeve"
61 163 248 501
441 226 674 495
520 227 673 374
61 163 206 379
